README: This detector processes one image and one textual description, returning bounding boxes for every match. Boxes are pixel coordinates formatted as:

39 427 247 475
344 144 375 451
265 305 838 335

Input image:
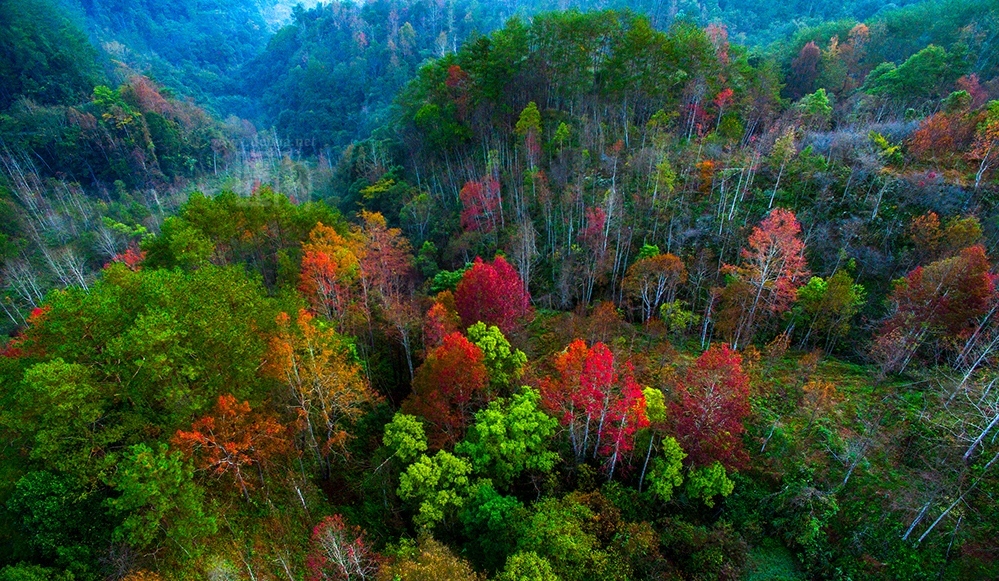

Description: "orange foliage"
266 310 377 471
173 394 290 499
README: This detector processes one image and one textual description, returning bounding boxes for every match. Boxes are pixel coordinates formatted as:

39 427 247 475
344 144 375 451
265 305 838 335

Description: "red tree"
459 178 501 233
540 340 648 478
671 344 751 471
719 208 810 347
874 244 995 374
454 255 531 334
402 332 489 448
173 394 290 499
305 515 381 581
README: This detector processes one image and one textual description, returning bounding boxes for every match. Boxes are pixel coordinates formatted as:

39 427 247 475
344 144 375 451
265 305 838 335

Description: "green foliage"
515 495 610 581
2 360 117 479
659 300 700 335
636 244 660 260
398 451 474 529
515 102 542 137
795 89 832 129
497 552 560 581
648 437 686 503
862 45 964 100
383 413 429 464
869 131 904 166
685 462 735 508
431 266 471 294
0 564 75 581
466 322 527 391
455 387 558 488
107 443 215 553
460 483 527 570
0 0 100 109
5 471 111 576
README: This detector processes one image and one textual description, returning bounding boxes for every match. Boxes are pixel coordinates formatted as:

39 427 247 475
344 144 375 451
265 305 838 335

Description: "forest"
3 0 999 579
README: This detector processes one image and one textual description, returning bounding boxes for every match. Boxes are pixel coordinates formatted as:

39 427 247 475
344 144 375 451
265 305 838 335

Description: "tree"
454 256 531 334
873 245 994 374
300 222 362 327
383 413 429 464
497 552 559 581
378 536 483 580
539 340 648 478
173 394 290 500
397 451 474 529
646 437 686 503
107 443 215 553
266 310 378 478
794 270 866 352
466 321 527 393
972 101 999 189
685 462 735 508
795 89 832 131
2 359 115 480
455 386 558 488
306 515 381 581
357 211 419 377
621 252 687 322
718 208 810 348
402 332 489 448
671 344 751 471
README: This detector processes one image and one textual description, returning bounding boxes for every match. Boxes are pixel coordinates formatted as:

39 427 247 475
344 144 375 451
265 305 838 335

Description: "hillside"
3 1 999 580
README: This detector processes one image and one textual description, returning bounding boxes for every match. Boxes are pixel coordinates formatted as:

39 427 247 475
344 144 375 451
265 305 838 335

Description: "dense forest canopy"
4 0 999 580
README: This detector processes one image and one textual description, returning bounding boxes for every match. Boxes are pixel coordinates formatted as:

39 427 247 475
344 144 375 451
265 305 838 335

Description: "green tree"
497 552 561 581
466 322 527 393
647 437 687 504
686 462 735 508
383 413 429 464
2 360 117 480
455 386 558 488
107 443 216 554
398 451 474 529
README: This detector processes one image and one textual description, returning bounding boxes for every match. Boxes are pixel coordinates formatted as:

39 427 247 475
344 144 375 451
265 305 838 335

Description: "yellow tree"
266 309 380 479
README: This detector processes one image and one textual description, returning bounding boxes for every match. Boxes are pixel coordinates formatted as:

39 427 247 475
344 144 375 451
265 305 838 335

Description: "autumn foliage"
306 515 381 581
671 344 751 471
266 310 378 475
300 222 361 326
402 332 489 448
540 340 648 477
173 394 290 498
454 255 531 334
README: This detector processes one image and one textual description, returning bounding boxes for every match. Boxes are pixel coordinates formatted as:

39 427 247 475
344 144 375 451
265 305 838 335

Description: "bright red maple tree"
402 332 489 448
454 255 531 334
540 339 648 478
670 344 751 471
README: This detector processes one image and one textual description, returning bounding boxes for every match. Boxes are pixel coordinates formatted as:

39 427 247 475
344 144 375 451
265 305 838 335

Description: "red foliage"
459 178 501 233
445 65 471 120
540 340 648 477
424 299 460 349
402 332 489 448
671 344 750 470
958 74 988 108
113 245 146 271
875 245 996 373
740 207 810 314
454 255 531 334
789 41 821 99
173 394 290 498
306 515 381 581
579 206 607 251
